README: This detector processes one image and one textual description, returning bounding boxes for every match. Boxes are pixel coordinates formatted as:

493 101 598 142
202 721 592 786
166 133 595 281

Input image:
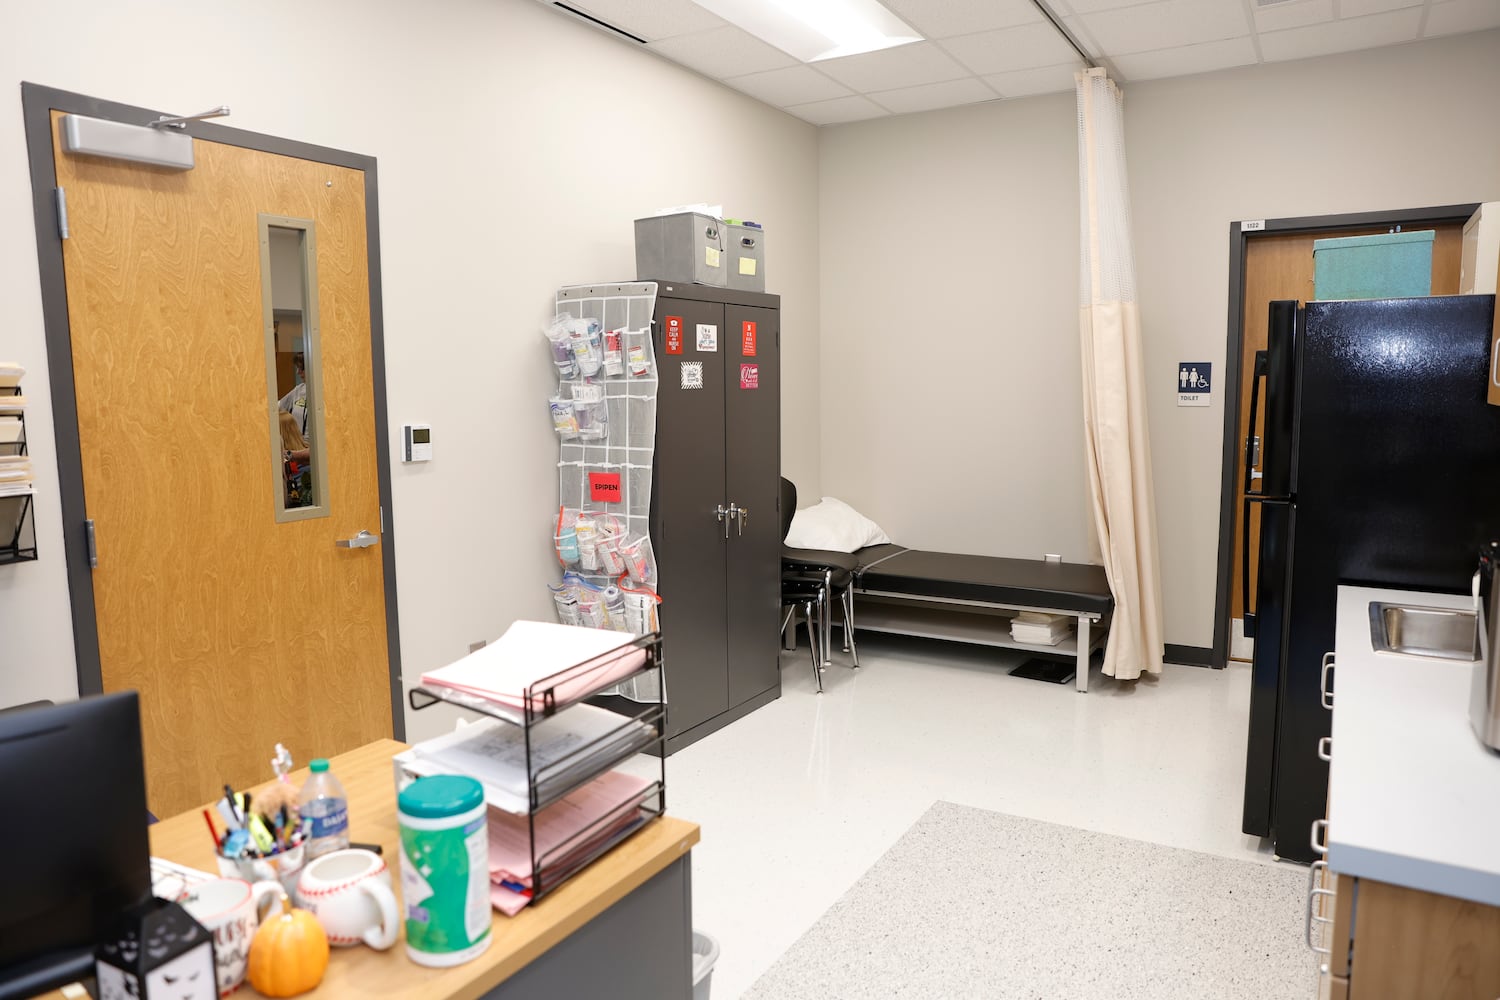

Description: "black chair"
780 478 860 673
780 480 828 692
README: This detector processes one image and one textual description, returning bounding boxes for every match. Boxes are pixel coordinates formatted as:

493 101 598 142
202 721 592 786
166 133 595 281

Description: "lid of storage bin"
1313 230 1436 252
399 774 483 818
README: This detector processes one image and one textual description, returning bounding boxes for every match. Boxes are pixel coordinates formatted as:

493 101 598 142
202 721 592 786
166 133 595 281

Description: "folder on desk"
420 620 646 714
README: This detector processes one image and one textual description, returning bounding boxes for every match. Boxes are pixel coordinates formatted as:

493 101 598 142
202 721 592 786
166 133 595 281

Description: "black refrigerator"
1240 294 1500 862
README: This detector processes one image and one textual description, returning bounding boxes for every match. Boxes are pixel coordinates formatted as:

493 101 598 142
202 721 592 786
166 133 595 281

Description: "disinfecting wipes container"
398 775 491 967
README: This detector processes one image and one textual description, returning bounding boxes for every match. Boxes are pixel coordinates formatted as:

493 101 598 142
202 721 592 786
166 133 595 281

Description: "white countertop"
1328 584 1500 905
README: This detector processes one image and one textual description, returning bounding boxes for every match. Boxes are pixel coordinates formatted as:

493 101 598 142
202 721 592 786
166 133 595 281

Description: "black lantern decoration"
95 897 217 1000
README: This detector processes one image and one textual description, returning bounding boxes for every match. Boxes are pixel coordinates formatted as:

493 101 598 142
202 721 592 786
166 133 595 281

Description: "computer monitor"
0 692 152 999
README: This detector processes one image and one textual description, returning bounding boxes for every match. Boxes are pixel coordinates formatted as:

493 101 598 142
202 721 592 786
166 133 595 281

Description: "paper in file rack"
486 769 654 915
0 364 23 389
419 620 647 720
0 418 22 445
397 707 656 815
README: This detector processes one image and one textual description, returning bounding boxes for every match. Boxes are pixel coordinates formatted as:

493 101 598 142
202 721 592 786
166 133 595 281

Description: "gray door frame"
20 82 405 739
1209 202 1480 671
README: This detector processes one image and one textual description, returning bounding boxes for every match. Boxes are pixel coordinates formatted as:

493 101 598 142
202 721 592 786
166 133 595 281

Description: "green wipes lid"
399 774 484 818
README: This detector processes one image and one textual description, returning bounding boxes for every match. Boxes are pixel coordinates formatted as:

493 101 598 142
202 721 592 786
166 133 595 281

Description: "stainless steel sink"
1369 602 1477 661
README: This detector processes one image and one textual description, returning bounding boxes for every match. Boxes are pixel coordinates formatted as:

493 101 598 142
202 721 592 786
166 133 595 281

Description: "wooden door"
52 114 392 815
1229 224 1463 658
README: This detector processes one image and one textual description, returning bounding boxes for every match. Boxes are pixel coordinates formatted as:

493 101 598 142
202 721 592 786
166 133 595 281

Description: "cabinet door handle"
715 504 730 539
1317 736 1332 762
1321 653 1335 710
735 505 748 536
1310 818 1329 855
1304 860 1335 957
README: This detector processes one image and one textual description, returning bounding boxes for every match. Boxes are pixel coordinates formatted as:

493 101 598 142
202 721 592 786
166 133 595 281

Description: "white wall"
0 0 822 730
819 29 1500 650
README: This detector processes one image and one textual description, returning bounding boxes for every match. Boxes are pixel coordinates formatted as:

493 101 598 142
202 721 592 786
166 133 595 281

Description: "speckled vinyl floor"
743 800 1312 1000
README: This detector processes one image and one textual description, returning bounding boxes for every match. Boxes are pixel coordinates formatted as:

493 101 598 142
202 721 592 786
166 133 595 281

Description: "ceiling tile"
981 63 1084 98
1252 0 1334 34
567 0 726 41
941 22 1083 74
1111 35 1258 80
1079 0 1251 55
869 77 1001 114
1059 0 1170 13
1423 0 1500 36
724 66 852 107
647 25 798 78
815 41 972 91
784 95 890 125
878 0 1043 38
1338 0 1422 14
1258 6 1422 61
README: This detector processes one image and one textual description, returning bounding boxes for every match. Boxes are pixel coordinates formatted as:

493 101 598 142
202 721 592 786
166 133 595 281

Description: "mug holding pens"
206 745 309 895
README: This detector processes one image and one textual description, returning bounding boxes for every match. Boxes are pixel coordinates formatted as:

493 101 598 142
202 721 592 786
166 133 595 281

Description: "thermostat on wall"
403 424 432 462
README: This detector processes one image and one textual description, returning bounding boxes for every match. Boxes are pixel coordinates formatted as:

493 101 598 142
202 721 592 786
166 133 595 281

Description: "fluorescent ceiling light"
690 0 923 62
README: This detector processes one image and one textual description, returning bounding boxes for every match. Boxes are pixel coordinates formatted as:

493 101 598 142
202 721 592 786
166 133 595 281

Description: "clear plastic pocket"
620 534 654 586
550 397 579 439
571 383 608 440
626 330 653 378
603 327 626 377
575 514 599 571
555 507 581 566
571 318 604 378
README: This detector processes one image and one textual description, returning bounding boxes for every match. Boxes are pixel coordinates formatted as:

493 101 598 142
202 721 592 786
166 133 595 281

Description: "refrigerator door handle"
1244 350 1269 496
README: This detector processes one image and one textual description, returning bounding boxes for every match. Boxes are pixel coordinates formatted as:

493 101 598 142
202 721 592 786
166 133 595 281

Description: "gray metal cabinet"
650 283 781 753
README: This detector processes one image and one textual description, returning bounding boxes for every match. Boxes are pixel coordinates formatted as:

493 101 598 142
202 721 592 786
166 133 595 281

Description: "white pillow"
785 497 891 553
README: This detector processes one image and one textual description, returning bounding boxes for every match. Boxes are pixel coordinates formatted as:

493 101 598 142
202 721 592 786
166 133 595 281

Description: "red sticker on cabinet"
589 472 623 503
740 364 759 390
665 316 683 355
742 321 757 357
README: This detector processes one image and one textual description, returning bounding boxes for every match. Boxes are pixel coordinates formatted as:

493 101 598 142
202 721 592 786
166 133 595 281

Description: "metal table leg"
1076 614 1090 693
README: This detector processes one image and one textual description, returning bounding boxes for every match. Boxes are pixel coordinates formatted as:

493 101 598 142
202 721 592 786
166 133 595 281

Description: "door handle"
336 529 380 549
732 504 748 537
715 504 730 539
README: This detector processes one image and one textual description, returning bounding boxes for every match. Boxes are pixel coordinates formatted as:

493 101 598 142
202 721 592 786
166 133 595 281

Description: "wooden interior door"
52 113 392 815
1229 224 1463 657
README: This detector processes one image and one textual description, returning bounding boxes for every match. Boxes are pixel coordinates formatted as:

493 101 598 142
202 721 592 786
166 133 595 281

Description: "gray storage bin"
725 223 765 292
635 212 727 287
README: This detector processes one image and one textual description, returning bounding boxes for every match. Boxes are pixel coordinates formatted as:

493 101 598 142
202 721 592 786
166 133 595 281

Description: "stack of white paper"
0 455 31 497
398 707 655 814
1011 611 1073 646
420 620 645 719
0 363 24 390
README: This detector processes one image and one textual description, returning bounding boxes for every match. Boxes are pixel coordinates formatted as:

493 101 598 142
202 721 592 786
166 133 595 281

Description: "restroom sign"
1178 362 1211 408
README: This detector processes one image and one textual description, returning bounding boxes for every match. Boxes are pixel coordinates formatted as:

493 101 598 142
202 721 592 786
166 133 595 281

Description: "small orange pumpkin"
247 892 330 997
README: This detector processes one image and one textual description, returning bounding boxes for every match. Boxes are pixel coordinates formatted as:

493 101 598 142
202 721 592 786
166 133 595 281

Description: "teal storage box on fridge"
1313 230 1434 300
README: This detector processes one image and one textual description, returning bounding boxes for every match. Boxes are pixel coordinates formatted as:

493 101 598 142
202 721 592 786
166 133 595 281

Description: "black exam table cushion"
782 546 862 574
857 549 1113 617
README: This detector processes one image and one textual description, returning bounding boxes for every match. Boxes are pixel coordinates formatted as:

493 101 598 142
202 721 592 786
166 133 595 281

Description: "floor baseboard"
1164 643 1214 667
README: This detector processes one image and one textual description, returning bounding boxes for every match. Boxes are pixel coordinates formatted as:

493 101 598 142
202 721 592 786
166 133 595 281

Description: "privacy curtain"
1075 67 1164 681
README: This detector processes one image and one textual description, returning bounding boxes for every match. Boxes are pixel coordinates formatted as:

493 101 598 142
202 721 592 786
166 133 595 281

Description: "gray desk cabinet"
649 282 782 752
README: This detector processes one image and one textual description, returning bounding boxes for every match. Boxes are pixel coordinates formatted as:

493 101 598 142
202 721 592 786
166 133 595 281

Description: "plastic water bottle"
299 758 350 859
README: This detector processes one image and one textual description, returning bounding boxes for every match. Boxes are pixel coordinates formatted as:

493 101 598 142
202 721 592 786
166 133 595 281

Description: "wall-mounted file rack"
0 374 37 565
405 632 666 904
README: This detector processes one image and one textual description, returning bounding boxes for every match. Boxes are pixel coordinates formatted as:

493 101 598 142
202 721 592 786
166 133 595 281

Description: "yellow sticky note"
739 257 757 276
705 246 721 268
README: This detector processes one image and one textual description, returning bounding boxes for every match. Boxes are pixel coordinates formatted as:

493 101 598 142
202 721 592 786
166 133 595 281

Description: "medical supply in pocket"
626 330 652 378
549 397 578 439
602 328 625 377
575 515 599 571
620 535 654 586
550 584 581 626
554 507 580 565
596 528 625 576
620 588 660 636
602 586 627 632
576 595 606 629
571 383 608 440
569 318 604 377
543 318 576 379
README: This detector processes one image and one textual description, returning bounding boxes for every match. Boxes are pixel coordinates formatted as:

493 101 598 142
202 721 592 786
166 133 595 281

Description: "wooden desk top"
145 739 699 1000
